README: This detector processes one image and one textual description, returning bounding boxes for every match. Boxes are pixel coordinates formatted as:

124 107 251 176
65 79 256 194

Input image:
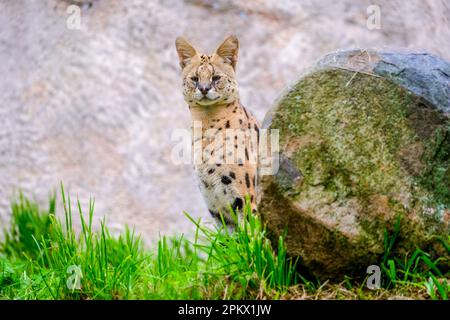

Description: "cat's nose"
198 84 211 95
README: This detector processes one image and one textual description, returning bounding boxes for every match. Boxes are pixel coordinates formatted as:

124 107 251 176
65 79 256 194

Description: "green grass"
0 186 449 300
379 217 450 299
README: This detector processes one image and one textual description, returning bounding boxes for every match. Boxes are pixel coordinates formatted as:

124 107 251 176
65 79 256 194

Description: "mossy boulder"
259 49 450 280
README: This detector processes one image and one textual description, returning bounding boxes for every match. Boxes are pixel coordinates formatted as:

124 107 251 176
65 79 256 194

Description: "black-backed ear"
214 35 239 70
175 37 197 69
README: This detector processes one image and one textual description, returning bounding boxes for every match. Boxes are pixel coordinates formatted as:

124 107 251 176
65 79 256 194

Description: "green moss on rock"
260 66 449 280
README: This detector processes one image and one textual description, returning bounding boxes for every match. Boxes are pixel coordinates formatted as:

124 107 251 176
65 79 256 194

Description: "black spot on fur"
245 173 251 188
245 148 249 160
221 175 232 185
232 197 243 211
225 120 230 128
254 124 259 142
243 107 249 119
239 119 243 124
203 180 209 188
208 168 215 174
229 172 236 179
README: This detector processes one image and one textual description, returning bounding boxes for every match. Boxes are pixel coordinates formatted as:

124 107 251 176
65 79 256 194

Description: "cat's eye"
212 75 221 82
191 76 199 82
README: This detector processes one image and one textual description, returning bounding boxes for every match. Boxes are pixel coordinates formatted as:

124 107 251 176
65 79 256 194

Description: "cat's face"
176 35 239 107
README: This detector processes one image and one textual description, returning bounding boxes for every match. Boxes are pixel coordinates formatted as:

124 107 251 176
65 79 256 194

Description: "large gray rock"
259 49 450 280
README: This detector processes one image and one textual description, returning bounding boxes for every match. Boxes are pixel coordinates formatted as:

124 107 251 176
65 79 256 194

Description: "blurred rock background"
0 0 449 243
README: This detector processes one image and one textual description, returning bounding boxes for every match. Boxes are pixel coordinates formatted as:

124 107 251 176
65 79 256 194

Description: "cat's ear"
175 37 198 69
214 35 239 70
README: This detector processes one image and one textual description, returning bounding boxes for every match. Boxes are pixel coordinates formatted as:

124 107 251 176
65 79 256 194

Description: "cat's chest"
189 102 259 213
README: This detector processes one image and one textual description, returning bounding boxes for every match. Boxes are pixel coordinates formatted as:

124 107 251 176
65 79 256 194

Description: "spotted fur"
176 35 260 226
